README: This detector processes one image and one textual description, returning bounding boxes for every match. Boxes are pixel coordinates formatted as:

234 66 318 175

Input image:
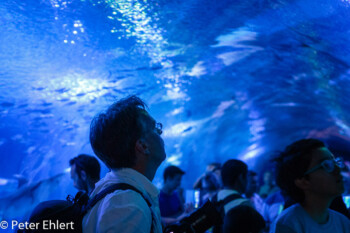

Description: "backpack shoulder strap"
83 183 155 233
84 183 152 213
221 193 242 206
215 193 243 217
212 193 243 233
211 192 219 204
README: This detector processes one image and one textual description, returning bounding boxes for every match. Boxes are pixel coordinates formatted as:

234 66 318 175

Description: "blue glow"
1 0 350 224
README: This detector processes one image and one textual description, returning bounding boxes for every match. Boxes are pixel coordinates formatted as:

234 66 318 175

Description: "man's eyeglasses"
155 122 163 135
303 157 346 176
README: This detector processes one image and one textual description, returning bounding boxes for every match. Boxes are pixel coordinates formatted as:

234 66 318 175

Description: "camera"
164 200 223 233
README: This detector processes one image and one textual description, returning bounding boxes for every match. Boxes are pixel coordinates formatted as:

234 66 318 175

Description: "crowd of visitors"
23 96 350 233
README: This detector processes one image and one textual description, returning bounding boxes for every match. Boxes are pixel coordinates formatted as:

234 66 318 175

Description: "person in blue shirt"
159 165 194 226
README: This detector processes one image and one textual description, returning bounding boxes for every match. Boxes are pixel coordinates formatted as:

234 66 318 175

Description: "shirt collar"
110 168 160 201
218 188 241 199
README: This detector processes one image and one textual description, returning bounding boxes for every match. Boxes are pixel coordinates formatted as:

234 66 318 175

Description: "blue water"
1 0 350 228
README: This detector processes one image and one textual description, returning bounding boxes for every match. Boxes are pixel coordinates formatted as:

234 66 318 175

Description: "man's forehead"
312 147 334 163
139 109 156 125
140 109 152 119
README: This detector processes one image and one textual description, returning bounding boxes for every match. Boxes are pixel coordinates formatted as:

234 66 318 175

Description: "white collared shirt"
83 168 162 233
217 189 253 214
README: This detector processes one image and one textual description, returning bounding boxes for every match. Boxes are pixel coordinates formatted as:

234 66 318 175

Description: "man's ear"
135 138 150 155
294 177 310 190
80 170 87 181
239 173 247 182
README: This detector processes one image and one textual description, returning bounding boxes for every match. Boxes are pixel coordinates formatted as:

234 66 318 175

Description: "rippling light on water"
213 27 263 66
0 178 9 186
105 0 194 102
166 153 182 165
164 121 201 137
106 0 167 64
187 61 207 77
2 0 350 223
241 147 262 161
167 107 184 117
211 100 235 118
50 0 72 9
32 73 117 104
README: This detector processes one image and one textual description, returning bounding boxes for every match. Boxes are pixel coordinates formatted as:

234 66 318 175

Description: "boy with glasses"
271 138 350 233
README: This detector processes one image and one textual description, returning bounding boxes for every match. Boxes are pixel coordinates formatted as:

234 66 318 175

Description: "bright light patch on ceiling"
106 0 167 64
212 27 259 48
187 61 207 77
213 27 263 66
217 51 260 66
163 121 202 137
240 147 263 160
27 146 36 154
162 82 188 101
335 117 350 134
166 88 187 100
164 122 193 137
0 178 9 186
166 153 182 165
249 118 266 141
167 107 184 117
211 100 235 118
32 73 118 103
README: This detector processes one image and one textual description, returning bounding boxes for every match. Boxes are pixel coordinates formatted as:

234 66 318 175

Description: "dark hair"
223 205 265 233
90 95 154 169
274 138 325 203
69 154 101 181
163 165 185 181
221 159 248 187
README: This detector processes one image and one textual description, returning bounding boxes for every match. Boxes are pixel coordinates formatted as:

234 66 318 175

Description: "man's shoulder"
83 189 154 233
218 189 240 198
102 188 151 209
276 204 302 221
270 204 304 233
329 209 350 225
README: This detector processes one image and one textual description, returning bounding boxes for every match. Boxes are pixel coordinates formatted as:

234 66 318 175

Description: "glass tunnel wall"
1 0 350 225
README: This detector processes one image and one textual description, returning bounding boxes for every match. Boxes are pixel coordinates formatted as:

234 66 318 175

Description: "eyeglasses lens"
322 160 335 173
155 122 163 135
322 158 346 173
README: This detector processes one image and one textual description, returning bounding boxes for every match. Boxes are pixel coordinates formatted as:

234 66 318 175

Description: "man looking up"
83 96 166 233
69 154 101 195
272 138 350 233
